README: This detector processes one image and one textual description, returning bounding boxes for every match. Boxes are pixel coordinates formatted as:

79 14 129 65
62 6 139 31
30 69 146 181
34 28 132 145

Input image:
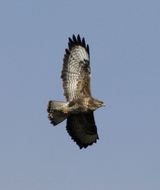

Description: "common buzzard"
47 35 104 149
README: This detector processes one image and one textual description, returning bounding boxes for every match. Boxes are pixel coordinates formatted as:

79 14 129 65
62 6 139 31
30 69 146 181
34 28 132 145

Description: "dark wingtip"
77 34 81 43
67 34 90 55
72 34 77 42
50 120 57 126
65 48 70 55
87 44 90 55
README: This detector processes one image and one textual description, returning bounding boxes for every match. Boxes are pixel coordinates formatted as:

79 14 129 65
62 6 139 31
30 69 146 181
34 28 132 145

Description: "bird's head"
96 100 105 108
89 98 105 111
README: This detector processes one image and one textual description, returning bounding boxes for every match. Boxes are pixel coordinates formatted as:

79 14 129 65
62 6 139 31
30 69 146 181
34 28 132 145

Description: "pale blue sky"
0 0 160 190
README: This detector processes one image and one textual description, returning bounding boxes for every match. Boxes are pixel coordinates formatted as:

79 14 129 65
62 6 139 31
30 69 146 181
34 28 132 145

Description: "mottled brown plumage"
47 34 104 149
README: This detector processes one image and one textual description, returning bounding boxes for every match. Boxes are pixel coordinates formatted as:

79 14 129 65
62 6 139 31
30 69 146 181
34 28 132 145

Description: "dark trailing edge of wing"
67 34 90 56
66 112 99 149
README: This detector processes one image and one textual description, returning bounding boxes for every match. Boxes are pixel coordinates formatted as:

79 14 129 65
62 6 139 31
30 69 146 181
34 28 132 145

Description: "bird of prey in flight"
47 34 104 149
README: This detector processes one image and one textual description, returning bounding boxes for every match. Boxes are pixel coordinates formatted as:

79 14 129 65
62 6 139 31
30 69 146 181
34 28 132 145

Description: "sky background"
0 0 160 190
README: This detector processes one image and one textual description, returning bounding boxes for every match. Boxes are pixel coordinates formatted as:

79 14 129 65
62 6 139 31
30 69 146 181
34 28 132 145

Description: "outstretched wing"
61 34 91 101
66 112 99 149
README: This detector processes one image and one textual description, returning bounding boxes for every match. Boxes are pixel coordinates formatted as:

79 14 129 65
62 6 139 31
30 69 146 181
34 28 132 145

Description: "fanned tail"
47 101 68 125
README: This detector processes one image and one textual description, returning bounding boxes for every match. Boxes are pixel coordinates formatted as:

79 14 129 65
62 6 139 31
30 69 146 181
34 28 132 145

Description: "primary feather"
61 34 91 101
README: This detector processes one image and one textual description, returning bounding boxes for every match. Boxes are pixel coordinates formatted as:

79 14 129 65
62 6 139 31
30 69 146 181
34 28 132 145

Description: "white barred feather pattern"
61 35 90 101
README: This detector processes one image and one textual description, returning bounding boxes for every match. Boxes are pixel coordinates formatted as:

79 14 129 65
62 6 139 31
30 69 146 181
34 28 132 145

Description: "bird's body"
47 35 104 149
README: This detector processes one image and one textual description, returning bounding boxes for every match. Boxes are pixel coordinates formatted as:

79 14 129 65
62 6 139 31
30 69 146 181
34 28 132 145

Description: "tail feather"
47 100 68 126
